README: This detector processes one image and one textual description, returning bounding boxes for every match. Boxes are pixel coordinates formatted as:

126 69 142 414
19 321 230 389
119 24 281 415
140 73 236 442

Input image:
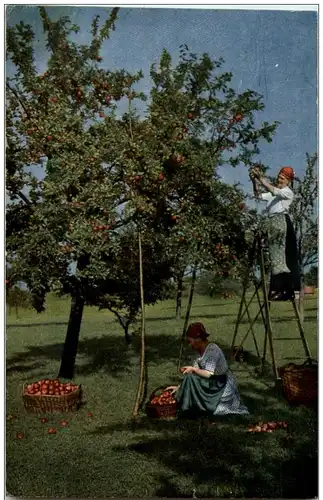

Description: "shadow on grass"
7 333 202 378
163 302 233 311
99 385 318 498
146 313 237 322
6 321 69 328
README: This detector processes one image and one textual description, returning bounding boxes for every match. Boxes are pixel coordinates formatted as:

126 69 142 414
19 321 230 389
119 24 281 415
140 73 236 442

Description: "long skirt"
176 372 249 417
264 213 300 296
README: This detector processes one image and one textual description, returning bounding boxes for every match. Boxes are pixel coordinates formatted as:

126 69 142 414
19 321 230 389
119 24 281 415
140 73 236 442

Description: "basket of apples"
146 386 178 420
22 379 82 413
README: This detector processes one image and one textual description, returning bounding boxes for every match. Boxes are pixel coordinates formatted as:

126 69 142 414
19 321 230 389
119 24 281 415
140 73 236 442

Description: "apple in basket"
25 379 78 396
151 390 177 406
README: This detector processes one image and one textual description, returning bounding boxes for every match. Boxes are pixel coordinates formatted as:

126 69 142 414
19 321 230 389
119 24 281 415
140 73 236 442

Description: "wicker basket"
279 360 318 407
146 386 178 420
22 384 82 413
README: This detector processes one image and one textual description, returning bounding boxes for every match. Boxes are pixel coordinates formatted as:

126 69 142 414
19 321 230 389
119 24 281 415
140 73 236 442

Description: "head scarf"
186 322 209 340
279 166 295 181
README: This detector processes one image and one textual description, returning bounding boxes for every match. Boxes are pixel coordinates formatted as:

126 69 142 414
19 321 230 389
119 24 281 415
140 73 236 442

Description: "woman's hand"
250 166 261 180
180 366 196 375
164 385 179 395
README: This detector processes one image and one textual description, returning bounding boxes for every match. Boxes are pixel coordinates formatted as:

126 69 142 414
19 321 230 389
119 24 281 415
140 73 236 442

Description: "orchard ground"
6 293 318 498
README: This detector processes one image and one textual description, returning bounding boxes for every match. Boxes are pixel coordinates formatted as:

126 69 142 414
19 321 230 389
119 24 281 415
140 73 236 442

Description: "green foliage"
304 266 318 287
6 8 278 326
290 153 318 270
195 272 242 298
6 286 32 312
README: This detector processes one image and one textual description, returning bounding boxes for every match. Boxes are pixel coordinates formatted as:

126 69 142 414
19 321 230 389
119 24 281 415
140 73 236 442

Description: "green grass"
6 293 318 498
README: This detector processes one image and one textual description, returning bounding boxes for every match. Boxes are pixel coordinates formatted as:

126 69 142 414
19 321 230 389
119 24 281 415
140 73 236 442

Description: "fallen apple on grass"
248 420 288 433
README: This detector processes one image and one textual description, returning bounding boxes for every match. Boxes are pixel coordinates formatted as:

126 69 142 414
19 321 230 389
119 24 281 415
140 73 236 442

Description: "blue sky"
6 6 317 196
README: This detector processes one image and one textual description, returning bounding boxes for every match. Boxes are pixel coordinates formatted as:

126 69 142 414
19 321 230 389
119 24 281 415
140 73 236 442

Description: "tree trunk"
58 292 85 379
177 262 198 372
107 307 133 345
132 230 147 417
175 274 184 319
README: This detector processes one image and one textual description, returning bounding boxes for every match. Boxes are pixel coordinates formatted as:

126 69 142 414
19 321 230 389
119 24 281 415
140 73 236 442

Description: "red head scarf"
279 166 295 181
186 322 209 339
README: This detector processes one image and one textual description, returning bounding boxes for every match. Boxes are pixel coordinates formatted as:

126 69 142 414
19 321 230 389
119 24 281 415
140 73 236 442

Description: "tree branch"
6 83 30 118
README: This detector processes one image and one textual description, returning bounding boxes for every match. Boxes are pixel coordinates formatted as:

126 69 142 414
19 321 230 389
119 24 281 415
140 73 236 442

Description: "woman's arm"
257 176 293 200
181 366 213 379
251 178 260 198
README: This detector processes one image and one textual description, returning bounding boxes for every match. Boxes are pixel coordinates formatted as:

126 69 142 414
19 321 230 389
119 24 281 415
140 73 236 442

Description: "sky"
6 5 317 197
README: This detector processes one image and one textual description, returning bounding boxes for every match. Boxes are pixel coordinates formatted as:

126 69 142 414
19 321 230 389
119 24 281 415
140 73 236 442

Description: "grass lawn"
6 293 318 498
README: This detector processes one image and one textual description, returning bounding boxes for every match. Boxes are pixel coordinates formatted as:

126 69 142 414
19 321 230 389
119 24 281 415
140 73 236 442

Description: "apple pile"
248 421 288 433
24 379 79 396
150 390 177 406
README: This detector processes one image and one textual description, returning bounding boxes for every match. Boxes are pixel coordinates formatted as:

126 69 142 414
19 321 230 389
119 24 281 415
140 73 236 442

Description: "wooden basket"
279 360 318 407
146 386 178 420
22 384 82 413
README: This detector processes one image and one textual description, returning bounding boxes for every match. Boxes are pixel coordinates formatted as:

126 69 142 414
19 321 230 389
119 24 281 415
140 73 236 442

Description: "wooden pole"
291 298 312 359
259 244 279 380
231 238 257 349
132 230 146 417
177 261 198 372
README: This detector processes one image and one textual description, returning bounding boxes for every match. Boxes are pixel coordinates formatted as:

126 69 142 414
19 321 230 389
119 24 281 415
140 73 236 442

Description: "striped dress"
193 343 249 416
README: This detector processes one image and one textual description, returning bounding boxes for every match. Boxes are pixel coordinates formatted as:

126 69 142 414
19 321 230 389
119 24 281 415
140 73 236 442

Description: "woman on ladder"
250 165 300 301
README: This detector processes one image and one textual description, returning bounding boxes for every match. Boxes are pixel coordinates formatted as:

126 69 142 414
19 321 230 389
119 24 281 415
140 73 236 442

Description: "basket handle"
149 385 168 401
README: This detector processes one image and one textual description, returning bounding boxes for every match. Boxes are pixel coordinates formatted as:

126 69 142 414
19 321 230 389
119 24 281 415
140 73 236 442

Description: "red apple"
16 432 24 440
47 427 57 434
27 129 33 135
99 112 105 118
50 97 57 103
183 126 188 133
235 114 243 122
105 96 111 103
46 135 53 141
187 112 194 119
88 412 93 417
40 417 48 424
158 173 165 181
60 420 68 427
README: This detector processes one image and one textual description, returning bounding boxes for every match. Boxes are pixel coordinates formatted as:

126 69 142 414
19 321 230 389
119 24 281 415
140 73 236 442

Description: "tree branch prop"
177 257 198 372
132 229 147 417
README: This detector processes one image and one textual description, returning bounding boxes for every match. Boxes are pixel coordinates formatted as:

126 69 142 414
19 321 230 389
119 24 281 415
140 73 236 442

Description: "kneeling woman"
167 323 249 417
